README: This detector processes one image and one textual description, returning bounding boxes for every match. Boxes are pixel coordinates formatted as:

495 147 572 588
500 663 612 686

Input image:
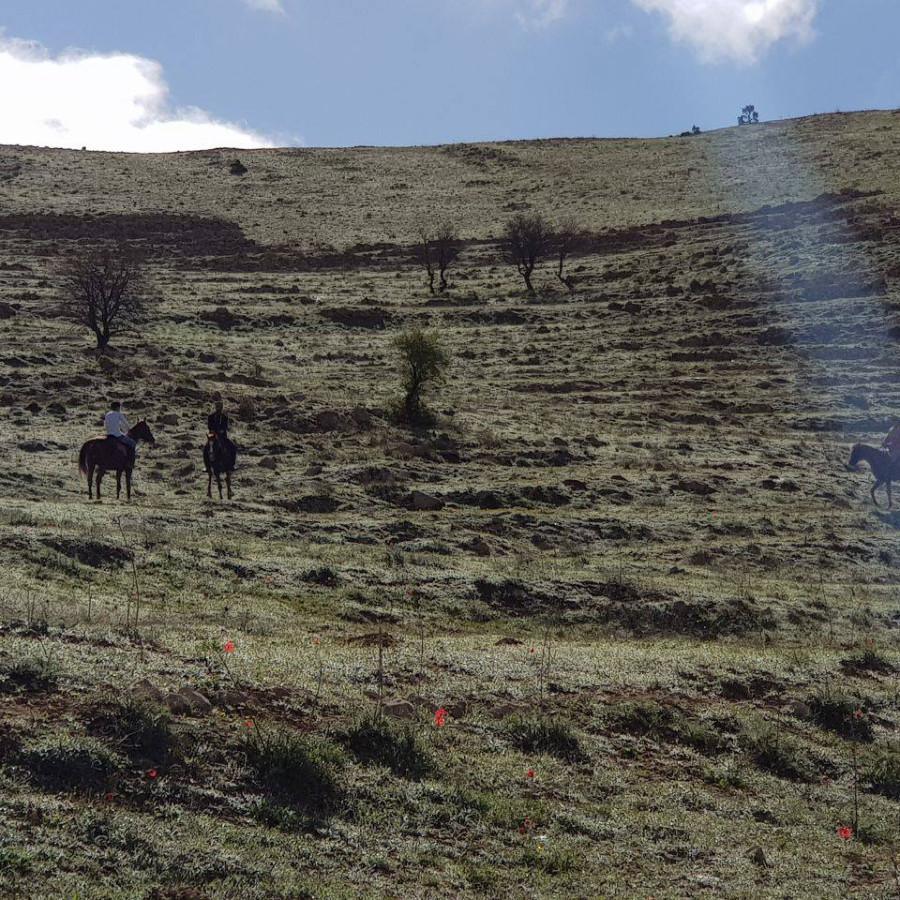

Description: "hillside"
0 110 899 898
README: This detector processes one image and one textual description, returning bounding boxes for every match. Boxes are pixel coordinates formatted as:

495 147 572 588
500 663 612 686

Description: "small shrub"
229 159 248 176
0 845 33 876
505 717 586 763
244 728 345 816
95 698 176 763
740 723 815 782
0 652 59 693
603 701 727 754
866 747 900 800
19 738 122 794
840 649 895 676
806 693 874 742
344 715 432 779
604 700 676 737
236 395 256 422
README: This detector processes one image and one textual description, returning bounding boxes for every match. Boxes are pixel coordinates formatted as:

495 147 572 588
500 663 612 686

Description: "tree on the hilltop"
393 327 450 425
58 246 150 350
554 217 583 294
738 105 760 126
417 223 462 294
505 212 550 295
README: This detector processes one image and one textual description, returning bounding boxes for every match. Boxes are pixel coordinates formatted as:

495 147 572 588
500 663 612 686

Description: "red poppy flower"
853 709 863 720
433 707 448 728
518 816 534 835
146 768 158 780
223 640 235 654
529 647 535 654
104 792 115 802
244 719 254 729
312 636 321 646
837 826 853 841
525 768 536 780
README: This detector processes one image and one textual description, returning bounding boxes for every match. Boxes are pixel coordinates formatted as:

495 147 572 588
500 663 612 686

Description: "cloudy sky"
0 0 896 151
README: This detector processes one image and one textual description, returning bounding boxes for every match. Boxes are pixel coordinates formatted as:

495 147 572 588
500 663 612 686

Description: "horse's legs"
215 470 223 500
87 464 94 499
96 469 104 500
225 471 233 500
126 469 132 501
887 480 893 509
872 480 882 507
116 471 122 499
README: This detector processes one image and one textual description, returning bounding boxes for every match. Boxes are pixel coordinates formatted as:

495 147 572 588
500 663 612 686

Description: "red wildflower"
529 647 535 654
312 636 321 646
518 817 534 835
837 826 853 841
146 769 158 780
525 768 536 780
433 707 448 728
853 709 863 720
223 640 235 654
244 719 255 729
104 792 115 802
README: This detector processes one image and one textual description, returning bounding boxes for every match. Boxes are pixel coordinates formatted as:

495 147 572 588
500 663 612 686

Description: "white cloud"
242 0 285 13
630 0 818 63
0 36 274 152
514 0 570 29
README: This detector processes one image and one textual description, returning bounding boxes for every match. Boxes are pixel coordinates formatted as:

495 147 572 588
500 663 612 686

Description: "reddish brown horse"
847 443 900 508
78 421 155 501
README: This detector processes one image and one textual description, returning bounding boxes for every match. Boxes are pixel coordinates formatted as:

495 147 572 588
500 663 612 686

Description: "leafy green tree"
393 327 450 424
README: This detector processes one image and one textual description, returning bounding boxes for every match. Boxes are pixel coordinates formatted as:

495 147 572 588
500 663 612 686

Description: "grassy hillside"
0 110 899 898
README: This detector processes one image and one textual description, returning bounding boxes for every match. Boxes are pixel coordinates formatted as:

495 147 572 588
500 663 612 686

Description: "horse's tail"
78 442 90 476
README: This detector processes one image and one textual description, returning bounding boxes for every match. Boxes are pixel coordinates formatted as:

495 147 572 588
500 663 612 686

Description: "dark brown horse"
847 443 900 508
203 432 236 500
79 421 155 501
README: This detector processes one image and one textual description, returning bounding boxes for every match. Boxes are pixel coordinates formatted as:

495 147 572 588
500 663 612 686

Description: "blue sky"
0 0 897 150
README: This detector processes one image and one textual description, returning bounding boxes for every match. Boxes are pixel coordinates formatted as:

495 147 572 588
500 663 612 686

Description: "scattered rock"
0 302 17 319
166 687 212 716
410 491 444 512
259 456 277 470
200 306 241 330
748 847 770 868
382 699 416 720
670 479 716 496
160 413 178 426
131 678 166 705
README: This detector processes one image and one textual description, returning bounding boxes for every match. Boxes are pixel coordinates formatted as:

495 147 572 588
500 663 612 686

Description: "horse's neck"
128 421 144 440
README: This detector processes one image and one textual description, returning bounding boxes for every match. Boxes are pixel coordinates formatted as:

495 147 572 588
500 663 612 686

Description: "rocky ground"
0 111 899 898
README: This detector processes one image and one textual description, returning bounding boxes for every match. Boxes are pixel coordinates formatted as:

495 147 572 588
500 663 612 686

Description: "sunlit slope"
0 110 897 245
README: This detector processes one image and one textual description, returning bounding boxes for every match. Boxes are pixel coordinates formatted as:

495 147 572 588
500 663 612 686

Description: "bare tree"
417 223 461 294
554 217 583 294
59 246 149 349
505 212 550 295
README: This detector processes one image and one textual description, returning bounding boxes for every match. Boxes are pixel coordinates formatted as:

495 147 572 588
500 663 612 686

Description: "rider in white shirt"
104 400 137 456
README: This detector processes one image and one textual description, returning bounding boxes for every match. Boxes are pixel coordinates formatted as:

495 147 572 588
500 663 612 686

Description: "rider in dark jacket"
207 397 236 468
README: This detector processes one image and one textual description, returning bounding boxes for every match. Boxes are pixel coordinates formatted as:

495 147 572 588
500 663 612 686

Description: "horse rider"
104 400 136 461
207 395 237 466
882 422 900 463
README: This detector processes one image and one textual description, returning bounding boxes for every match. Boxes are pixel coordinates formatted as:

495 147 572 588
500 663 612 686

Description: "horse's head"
847 443 863 470
131 420 156 446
